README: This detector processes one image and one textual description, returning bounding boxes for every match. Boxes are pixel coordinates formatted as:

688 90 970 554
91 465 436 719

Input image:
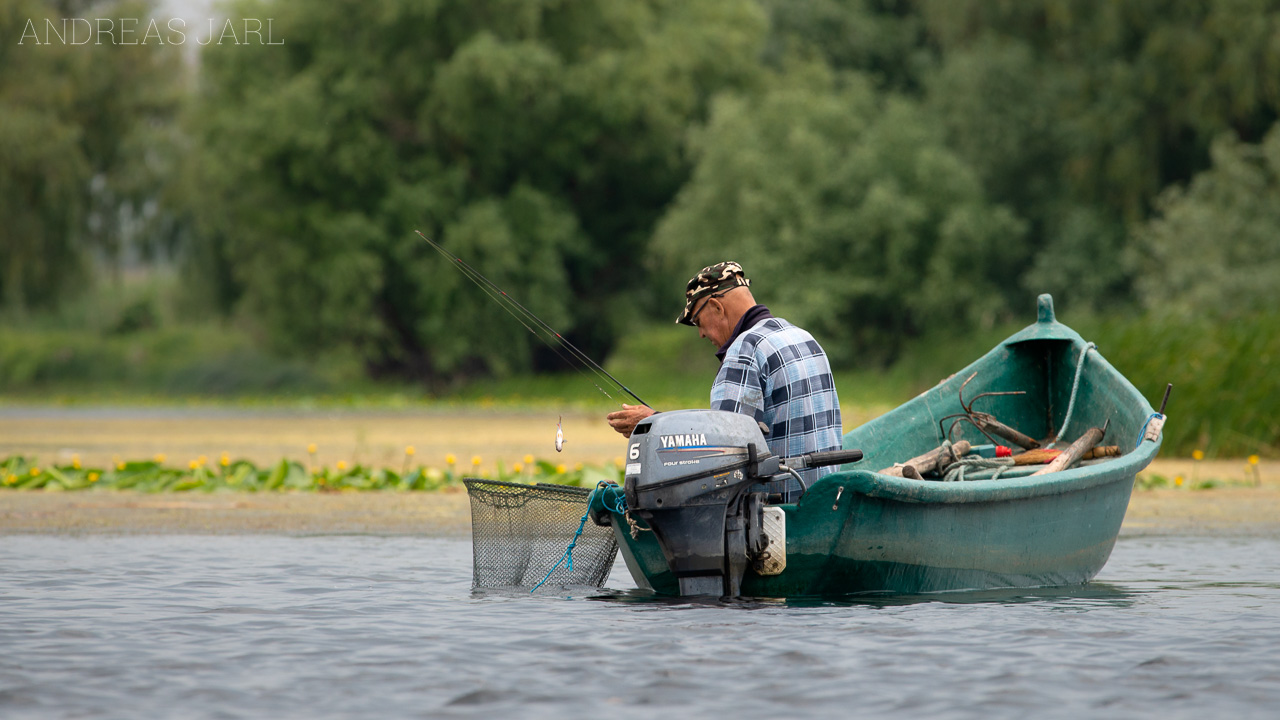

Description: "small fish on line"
556 416 565 453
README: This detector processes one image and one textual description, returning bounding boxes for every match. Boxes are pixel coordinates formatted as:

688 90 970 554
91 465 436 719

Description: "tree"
0 0 182 315
652 64 1025 365
920 0 1280 311
1133 123 1280 317
183 0 768 381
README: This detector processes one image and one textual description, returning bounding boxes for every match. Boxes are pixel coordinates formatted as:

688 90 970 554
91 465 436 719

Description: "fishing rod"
414 230 652 409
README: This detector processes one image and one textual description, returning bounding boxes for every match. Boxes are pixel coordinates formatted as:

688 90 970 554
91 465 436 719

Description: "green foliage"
0 454 619 493
0 325 344 396
183 0 768 381
653 64 1026 364
924 0 1280 310
757 0 929 91
1132 125 1280 317
1135 473 1168 490
1 1 90 312
3 0 1278 462
0 0 183 314
1077 312 1280 458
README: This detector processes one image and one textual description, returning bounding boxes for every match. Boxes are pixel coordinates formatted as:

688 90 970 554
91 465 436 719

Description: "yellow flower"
88 472 100 482
189 460 200 470
154 453 166 464
220 453 230 467
5 474 16 485
513 462 524 473
72 455 81 469
336 461 348 471
197 455 208 466
523 454 534 465
555 464 567 474
1249 455 1260 465
1192 450 1204 461
30 467 40 476
471 455 482 466
405 445 416 456
446 453 456 465
307 443 318 454
575 462 584 471
1175 475 1184 487
116 461 126 471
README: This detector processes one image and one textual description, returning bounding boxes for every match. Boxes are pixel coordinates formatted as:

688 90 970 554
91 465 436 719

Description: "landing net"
463 479 618 590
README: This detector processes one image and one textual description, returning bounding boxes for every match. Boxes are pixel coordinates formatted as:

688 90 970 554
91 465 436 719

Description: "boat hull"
609 468 1134 596
599 295 1160 597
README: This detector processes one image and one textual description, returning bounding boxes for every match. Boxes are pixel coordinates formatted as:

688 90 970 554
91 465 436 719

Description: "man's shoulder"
723 317 785 358
726 317 826 363
748 317 820 349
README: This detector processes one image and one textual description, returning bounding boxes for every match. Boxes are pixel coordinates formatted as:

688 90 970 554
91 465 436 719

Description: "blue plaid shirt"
710 315 843 499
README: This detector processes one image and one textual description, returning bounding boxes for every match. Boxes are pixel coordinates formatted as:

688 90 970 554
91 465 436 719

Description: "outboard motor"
623 410 862 597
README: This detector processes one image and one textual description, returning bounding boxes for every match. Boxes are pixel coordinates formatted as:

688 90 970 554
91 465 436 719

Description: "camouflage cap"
676 261 751 325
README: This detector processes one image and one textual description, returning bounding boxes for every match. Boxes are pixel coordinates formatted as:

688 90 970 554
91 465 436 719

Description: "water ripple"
1 535 1279 718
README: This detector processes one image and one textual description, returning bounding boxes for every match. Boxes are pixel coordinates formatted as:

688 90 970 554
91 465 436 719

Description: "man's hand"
606 404 655 438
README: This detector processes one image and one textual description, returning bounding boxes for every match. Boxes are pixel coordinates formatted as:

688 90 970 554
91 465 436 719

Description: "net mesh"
463 479 618 590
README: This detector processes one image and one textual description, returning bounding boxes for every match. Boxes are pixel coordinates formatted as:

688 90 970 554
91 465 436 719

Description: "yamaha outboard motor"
622 410 862 597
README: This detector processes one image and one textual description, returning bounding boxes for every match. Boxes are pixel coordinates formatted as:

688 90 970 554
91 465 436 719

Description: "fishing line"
426 243 617 404
415 233 621 404
427 239 636 403
414 231 650 408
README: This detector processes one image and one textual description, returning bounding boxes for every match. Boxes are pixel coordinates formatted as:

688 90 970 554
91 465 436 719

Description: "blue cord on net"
529 482 623 593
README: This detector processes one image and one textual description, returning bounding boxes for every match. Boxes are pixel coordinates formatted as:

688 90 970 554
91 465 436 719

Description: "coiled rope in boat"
942 457 1016 482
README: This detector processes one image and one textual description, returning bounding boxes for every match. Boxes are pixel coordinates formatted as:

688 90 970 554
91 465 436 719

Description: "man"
607 261 843 500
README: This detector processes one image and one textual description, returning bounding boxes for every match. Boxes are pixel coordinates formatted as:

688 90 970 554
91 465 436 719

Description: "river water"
2 533 1279 719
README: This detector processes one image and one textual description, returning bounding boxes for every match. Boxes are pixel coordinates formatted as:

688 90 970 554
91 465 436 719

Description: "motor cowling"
618 409 865 597
622 410 779 596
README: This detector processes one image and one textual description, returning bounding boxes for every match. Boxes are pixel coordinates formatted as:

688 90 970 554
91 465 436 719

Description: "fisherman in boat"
606 261 843 500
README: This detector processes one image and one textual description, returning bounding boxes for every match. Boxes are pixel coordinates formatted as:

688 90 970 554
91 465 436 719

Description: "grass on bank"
2 308 1277 458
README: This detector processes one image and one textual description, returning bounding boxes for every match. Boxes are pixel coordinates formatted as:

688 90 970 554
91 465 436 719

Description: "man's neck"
716 304 774 362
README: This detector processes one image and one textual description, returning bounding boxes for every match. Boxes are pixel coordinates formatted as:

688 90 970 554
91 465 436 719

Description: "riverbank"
0 405 892 476
3 482 1278 537
0 490 471 536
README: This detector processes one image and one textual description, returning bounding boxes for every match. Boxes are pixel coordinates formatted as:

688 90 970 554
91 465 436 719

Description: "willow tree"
183 0 768 381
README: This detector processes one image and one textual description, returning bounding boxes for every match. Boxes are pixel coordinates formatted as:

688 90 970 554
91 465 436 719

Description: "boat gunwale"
810 310 1162 508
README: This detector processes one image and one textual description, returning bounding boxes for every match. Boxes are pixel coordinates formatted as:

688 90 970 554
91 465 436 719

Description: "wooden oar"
881 441 971 478
1013 445 1121 466
1032 426 1106 476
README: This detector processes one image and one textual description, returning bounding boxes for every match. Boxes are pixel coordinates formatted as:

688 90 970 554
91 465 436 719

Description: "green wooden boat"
589 294 1163 597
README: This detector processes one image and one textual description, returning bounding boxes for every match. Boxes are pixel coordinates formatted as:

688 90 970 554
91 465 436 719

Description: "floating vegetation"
0 455 622 493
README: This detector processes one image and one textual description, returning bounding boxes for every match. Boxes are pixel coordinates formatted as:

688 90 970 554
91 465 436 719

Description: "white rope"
942 457 1015 482
1055 342 1096 444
